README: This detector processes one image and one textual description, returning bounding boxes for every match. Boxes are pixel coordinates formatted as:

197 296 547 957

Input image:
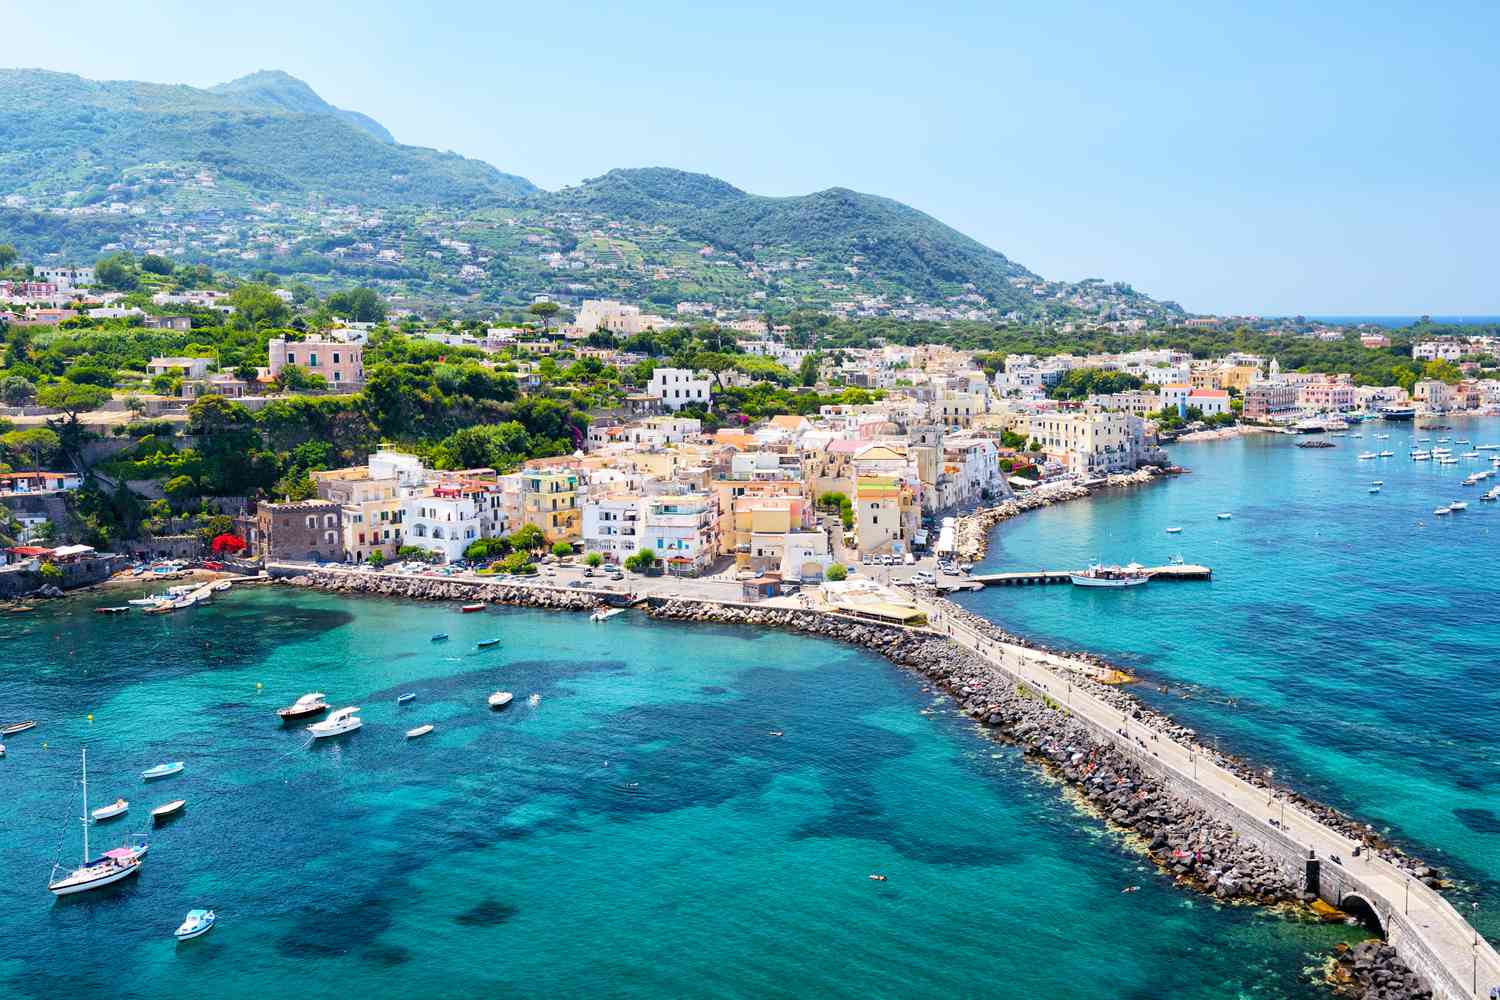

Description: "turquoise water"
0 587 1359 998
958 417 1500 938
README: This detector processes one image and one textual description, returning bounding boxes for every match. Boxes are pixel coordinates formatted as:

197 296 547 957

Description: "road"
921 599 1497 1000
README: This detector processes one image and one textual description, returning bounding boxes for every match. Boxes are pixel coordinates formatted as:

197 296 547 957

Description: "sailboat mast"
80 748 89 865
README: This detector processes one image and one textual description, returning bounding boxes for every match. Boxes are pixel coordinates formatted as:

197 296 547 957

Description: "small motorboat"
0 744 6 756
1370 480 1384 486
141 761 184 781
397 692 416 705
430 633 450 642
1 720 36 737
1368 487 1381 494
461 603 486 613
868 874 887 882
1165 527 1183 534
174 909 216 941
277 692 329 722
94 606 130 615
1216 513 1232 520
1434 506 1451 516
307 706 362 740
488 691 514 710
127 594 172 606
1449 500 1469 511
405 724 434 739
477 638 501 649
91 798 129 822
151 799 186 823
1379 450 1394 457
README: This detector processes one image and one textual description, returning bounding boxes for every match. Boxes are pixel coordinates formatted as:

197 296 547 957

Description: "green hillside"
541 168 1038 304
0 69 533 209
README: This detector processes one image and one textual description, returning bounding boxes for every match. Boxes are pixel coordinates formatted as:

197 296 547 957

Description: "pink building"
1297 381 1356 412
268 335 365 387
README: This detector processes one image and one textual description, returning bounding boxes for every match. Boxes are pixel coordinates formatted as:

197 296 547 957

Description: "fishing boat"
1164 526 1183 534
94 606 130 615
141 762 184 781
49 751 147 896
151 799 186 823
460 603 486 613
430 633 449 642
397 692 416 705
1069 563 1149 588
1216 512 1232 520
405 724 434 739
276 692 329 722
2 720 37 736
174 909 216 941
127 594 172 606
488 691 514 710
91 797 128 822
477 638 501 649
307 706 362 740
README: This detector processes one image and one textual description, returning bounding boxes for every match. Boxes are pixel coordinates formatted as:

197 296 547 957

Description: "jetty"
950 563 1212 590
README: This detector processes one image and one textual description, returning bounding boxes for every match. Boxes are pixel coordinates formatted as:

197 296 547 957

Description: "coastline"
953 467 1160 563
275 565 1444 998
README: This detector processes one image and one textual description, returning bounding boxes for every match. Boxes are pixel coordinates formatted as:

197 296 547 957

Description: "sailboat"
48 749 148 896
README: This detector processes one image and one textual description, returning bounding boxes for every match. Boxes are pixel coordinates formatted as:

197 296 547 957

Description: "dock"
951 564 1211 590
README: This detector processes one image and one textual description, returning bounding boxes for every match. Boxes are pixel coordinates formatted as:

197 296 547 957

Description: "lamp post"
1405 877 1411 916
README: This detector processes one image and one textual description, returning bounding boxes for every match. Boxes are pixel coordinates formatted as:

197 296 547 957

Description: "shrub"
38 561 64 584
551 540 573 558
498 551 535 574
585 552 603 568
825 562 848 582
624 548 658 574
367 550 385 567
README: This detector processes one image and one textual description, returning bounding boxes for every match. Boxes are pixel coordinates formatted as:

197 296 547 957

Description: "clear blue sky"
12 0 1500 315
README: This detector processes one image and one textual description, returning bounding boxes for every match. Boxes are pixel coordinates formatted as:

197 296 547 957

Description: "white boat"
1462 452 1482 459
405 724 434 739
1434 506 1451 516
590 607 625 623
1216 512 1232 520
128 594 172 606
1449 500 1468 511
1069 562 1149 588
141 761 184 781
1438 457 1459 465
1379 451 1394 457
0 744 5 757
1 720 36 737
151 799 186 822
396 692 416 705
1368 486 1381 494
175 909 216 941
277 692 329 721
1370 480 1384 486
49 750 147 895
1477 444 1499 451
307 706 362 739
1410 451 1431 460
91 797 129 822
488 691 514 710
1357 451 1378 460
1165 526 1183 534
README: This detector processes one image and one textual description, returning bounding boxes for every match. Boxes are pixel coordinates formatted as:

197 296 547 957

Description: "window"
305 516 316 529
286 352 296 364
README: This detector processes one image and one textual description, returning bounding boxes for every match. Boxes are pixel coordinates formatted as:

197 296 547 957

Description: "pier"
951 563 1212 590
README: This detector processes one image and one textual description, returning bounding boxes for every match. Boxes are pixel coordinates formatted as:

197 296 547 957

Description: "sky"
10 0 1500 315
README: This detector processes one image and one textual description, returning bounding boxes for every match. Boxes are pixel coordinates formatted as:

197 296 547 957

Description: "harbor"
949 562 1212 590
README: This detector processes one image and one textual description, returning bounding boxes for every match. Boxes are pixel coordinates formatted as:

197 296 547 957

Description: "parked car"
583 566 595 577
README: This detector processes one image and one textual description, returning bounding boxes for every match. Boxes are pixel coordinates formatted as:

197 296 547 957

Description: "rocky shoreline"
280 567 1432 999
953 468 1160 562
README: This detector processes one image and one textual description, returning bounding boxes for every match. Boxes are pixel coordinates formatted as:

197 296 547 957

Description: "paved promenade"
922 600 1497 1000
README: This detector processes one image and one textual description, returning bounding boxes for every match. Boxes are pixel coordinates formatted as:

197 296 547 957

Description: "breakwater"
953 468 1159 562
278 566 1453 998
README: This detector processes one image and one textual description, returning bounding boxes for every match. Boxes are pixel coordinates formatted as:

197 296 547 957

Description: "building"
581 493 642 564
313 465 406 563
1023 410 1154 476
1413 341 1464 362
1187 388 1231 416
1296 381 1356 412
147 356 212 380
1243 384 1299 421
518 470 581 540
1413 379 1457 412
268 335 365 387
640 493 719 575
1086 389 1161 417
34 266 94 289
144 315 193 331
0 471 82 496
646 368 712 411
244 500 343 563
572 299 673 336
404 488 483 563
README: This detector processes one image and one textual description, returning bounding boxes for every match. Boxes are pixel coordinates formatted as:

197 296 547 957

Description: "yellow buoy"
87 714 93 722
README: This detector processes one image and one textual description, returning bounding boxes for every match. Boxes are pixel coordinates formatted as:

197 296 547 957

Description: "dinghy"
1 720 36 737
488 691 514 710
461 603 486 613
142 761 184 781
430 633 449 642
405 724 435 739
397 692 416 705
477 638 501 648
151 799 186 823
91 797 129 822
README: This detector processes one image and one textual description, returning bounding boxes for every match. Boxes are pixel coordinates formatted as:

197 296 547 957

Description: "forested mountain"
0 69 534 210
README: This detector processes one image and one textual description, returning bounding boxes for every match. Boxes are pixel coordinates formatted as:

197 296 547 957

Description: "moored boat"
430 633 449 642
151 799 186 823
277 692 329 722
488 691 514 710
91 797 129 822
175 909 216 941
461 603 486 613
307 706 362 740
142 761 184 781
2 720 37 737
94 606 130 615
405 724 434 739
1165 526 1183 534
477 638 501 648
1216 512 1232 520
1069 562 1149 588
397 692 416 705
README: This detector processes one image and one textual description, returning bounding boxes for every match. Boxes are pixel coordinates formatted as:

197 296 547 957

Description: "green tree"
140 254 174 276
825 562 848 582
367 549 386 567
437 422 530 470
551 540 573 557
798 353 820 387
2 427 60 471
272 364 326 393
0 244 17 270
94 254 138 291
163 474 199 503
509 523 546 552
1 376 36 405
37 381 111 440
585 552 603 568
498 551 535 574
227 283 290 328
528 301 560 332
65 363 116 387
327 287 386 323
624 548 658 573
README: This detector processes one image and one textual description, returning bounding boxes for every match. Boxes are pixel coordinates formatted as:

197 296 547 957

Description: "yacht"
1449 500 1469 511
1410 450 1431 461
175 909 217 942
48 750 148 896
1379 405 1416 421
1476 444 1499 451
488 691 514 710
1357 451 1378 460
1069 563 1150 588
307 706 362 739
277 692 329 722
1379 450 1394 457
1434 506 1452 516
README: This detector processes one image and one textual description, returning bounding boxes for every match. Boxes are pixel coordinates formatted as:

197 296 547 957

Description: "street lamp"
1405 877 1411 916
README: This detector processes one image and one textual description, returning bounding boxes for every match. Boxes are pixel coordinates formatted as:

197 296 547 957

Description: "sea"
7 419 1497 999
1301 315 1500 329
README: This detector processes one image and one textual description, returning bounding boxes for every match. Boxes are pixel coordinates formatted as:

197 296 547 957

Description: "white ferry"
1069 562 1149 588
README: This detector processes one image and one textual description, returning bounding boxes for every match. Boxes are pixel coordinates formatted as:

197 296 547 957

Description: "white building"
1024 410 1155 476
581 494 642 564
403 487 483 562
1413 341 1464 362
640 493 719 575
647 368 712 411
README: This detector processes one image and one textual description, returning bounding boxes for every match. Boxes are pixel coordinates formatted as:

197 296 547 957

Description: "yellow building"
313 466 406 562
519 470 581 540
854 476 916 556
